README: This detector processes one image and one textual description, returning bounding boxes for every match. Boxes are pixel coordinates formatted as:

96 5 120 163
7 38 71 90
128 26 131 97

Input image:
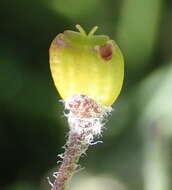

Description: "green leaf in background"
7 181 37 190
138 63 172 135
70 172 126 190
138 63 172 190
49 0 98 20
117 0 163 72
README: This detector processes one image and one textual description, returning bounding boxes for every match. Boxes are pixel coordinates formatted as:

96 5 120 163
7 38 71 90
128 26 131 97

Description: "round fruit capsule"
49 25 124 106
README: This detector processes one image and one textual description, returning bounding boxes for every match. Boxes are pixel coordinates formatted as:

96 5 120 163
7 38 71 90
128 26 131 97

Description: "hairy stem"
52 131 89 190
50 94 112 190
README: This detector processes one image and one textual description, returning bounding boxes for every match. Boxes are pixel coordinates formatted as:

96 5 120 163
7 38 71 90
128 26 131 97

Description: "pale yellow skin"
49 31 124 106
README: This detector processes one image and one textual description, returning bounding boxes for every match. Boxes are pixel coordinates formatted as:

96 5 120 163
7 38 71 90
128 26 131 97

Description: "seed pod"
49 25 124 106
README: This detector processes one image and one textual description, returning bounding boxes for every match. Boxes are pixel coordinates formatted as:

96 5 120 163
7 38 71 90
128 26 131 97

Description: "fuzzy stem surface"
51 94 112 190
52 131 89 190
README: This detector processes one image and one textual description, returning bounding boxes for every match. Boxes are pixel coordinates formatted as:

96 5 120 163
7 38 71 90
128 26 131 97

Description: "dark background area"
1 0 172 189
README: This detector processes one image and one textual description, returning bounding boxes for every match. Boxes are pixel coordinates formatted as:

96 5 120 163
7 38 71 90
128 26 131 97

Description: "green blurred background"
1 0 172 190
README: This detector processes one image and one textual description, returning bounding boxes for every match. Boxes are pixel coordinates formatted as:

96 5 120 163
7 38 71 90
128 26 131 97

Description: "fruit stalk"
51 94 112 190
52 131 89 190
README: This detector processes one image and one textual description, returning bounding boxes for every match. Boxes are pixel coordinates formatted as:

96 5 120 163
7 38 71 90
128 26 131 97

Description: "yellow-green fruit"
49 25 124 106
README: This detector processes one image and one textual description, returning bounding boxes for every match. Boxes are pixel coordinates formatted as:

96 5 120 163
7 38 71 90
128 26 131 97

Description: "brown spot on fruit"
99 44 113 61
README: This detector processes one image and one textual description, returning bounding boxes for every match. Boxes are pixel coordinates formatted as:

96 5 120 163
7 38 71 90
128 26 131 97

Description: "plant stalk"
50 94 112 190
52 131 89 190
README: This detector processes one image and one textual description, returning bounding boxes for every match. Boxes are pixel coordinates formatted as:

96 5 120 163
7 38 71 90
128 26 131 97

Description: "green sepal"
63 30 109 47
